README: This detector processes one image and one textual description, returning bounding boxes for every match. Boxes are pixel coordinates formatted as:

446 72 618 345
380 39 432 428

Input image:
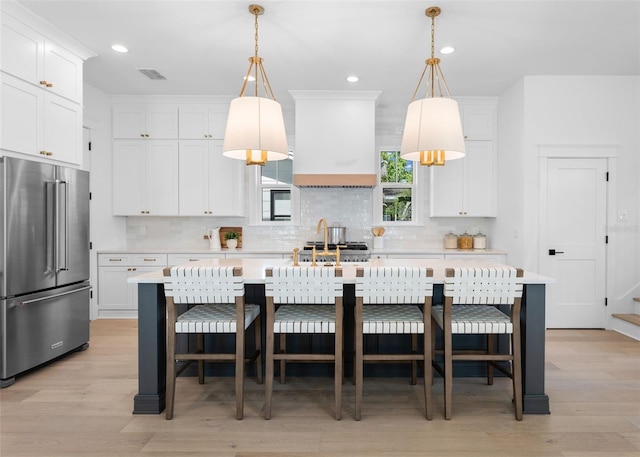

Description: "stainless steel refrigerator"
0 157 90 387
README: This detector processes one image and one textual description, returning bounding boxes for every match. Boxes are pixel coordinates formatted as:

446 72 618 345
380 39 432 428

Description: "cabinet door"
463 142 496 217
43 40 82 103
430 157 464 217
462 106 494 141
178 104 210 139
98 266 132 309
207 106 228 139
1 73 42 155
113 105 146 138
113 141 146 215
178 104 228 139
178 140 209 215
1 15 42 83
207 141 244 216
43 93 81 163
145 140 179 215
146 105 179 139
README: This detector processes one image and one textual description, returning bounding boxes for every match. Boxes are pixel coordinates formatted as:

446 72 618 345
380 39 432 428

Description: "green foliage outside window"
380 151 413 184
380 151 413 222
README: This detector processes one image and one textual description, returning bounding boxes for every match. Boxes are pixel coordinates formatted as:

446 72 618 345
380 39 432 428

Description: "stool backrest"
163 266 244 304
444 267 523 305
265 266 343 304
355 267 434 304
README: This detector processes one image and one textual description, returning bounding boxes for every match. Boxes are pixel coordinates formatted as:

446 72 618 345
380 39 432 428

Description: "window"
375 150 418 224
251 156 299 224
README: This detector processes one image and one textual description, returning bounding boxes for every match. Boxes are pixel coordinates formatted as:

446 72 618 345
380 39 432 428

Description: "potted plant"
224 231 239 250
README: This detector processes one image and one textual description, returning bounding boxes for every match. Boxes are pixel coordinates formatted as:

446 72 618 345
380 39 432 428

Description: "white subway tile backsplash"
125 188 491 251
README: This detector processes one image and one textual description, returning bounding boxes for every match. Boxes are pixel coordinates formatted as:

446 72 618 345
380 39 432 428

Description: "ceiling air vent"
137 68 167 80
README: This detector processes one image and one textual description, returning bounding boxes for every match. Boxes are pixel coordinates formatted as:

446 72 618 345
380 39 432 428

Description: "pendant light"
400 6 465 166
223 4 288 166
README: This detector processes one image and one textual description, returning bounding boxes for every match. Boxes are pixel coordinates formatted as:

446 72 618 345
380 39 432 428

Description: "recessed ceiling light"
440 46 455 55
346 75 359 83
111 44 128 53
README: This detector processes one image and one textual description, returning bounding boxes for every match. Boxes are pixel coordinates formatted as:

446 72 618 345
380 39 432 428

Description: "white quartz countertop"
99 248 506 255
127 257 553 285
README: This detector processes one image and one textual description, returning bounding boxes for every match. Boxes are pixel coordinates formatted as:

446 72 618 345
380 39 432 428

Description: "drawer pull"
143 258 156 262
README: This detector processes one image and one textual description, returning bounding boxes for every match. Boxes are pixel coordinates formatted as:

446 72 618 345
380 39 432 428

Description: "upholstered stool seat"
272 305 337 334
176 304 261 334
431 305 513 334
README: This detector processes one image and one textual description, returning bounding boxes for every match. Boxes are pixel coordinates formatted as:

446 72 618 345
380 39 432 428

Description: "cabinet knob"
40 80 47 86
140 134 145 138
145 134 150 137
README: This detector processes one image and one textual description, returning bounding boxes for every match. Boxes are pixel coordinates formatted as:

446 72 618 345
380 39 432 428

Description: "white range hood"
290 90 381 187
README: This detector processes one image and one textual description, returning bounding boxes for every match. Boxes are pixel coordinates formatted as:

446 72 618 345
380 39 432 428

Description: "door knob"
548 249 565 256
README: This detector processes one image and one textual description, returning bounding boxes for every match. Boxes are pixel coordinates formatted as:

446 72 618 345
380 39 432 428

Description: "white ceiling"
14 0 640 120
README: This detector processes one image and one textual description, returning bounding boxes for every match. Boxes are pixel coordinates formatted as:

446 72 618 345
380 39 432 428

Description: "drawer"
98 254 132 266
131 254 167 266
167 253 225 266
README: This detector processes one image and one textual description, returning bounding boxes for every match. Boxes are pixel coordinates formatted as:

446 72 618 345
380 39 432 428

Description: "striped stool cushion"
362 305 424 334
175 303 260 333
273 305 336 334
431 305 512 334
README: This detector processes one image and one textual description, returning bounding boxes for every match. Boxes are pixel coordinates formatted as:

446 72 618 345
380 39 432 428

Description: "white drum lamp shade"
222 96 289 163
400 97 465 163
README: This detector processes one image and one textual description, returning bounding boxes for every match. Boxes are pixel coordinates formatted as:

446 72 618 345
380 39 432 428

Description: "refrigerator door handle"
54 179 69 272
11 285 92 308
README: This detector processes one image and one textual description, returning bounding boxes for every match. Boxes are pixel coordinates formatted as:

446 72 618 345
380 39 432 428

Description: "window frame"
247 161 300 226
373 147 422 226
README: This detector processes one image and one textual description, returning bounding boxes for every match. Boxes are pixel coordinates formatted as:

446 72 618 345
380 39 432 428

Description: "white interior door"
540 158 607 328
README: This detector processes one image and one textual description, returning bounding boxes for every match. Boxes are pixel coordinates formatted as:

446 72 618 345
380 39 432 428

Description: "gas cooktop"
303 241 369 251
299 241 370 262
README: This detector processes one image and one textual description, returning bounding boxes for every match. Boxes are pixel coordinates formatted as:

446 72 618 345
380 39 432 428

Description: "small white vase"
226 239 238 250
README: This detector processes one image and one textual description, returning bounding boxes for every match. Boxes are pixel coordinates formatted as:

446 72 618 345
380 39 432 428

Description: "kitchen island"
128 258 553 416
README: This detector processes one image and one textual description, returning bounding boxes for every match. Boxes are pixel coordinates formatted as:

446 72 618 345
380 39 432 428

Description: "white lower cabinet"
97 253 167 318
167 253 225 266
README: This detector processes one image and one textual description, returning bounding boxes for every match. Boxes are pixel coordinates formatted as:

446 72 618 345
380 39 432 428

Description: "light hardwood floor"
1 319 639 456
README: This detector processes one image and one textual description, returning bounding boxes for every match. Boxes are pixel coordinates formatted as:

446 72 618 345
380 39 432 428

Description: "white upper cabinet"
461 105 495 140
178 104 229 139
430 142 496 217
112 140 179 215
0 5 92 165
430 100 497 217
1 72 81 164
178 140 244 216
1 13 83 103
112 104 179 139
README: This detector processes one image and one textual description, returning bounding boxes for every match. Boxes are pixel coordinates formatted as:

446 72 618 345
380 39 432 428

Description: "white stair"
612 297 640 341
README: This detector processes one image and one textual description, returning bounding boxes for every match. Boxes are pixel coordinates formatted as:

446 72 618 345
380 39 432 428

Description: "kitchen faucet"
317 218 329 253
309 217 341 266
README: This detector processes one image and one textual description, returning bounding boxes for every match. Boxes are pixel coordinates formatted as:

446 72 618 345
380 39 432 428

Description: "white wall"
83 83 126 318
493 75 640 321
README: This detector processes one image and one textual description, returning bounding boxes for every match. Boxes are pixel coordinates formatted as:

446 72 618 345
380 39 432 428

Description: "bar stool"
354 266 434 420
431 266 524 420
163 265 262 420
263 266 343 420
